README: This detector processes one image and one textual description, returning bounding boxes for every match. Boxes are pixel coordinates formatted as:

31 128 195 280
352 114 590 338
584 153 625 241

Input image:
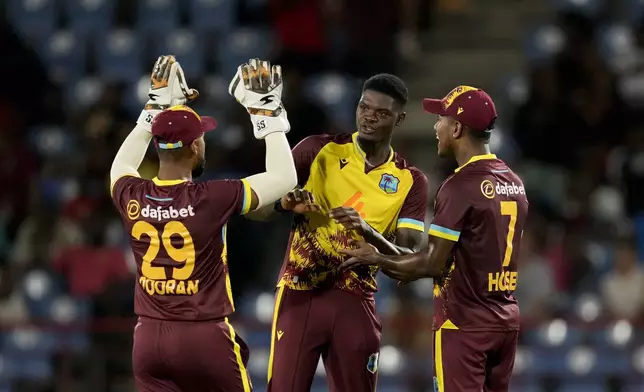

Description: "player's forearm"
377 247 440 281
244 203 279 221
110 125 152 183
362 226 413 256
244 132 297 209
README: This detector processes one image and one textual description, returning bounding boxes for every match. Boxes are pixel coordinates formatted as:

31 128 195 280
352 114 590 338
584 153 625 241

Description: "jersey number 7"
500 201 517 268
489 201 518 292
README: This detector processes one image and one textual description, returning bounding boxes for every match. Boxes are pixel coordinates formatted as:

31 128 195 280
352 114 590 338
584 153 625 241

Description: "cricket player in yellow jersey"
247 74 429 392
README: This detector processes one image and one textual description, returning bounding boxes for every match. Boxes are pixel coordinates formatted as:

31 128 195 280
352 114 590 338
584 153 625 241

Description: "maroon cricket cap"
422 86 497 132
151 105 217 150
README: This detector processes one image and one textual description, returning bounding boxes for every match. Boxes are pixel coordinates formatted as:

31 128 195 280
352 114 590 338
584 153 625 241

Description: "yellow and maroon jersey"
278 132 429 296
111 176 252 321
429 154 528 332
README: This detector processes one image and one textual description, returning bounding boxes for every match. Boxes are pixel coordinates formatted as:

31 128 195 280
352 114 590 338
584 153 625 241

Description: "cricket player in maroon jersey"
340 86 529 392
247 74 429 392
109 56 297 392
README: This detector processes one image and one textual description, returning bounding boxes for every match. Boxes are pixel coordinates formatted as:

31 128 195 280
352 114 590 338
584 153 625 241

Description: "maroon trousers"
133 316 253 392
433 320 518 392
267 287 382 392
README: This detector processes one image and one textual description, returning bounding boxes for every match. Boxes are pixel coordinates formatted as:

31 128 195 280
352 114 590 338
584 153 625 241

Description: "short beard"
192 158 206 178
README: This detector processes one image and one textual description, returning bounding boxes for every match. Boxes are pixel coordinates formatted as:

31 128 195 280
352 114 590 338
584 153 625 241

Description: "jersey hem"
432 326 520 332
137 314 230 323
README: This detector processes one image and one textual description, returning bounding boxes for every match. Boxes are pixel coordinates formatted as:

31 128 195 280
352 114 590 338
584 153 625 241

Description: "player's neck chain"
356 145 393 168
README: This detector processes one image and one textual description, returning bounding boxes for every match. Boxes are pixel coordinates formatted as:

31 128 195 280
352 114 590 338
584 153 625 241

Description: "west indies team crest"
379 173 400 194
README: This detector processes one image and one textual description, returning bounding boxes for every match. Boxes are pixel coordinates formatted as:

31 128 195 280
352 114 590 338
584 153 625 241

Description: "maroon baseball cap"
422 86 497 132
151 105 217 150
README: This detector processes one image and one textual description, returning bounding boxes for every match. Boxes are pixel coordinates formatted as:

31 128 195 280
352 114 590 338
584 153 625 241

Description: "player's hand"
145 55 199 111
338 239 382 272
138 55 200 131
280 189 322 214
228 58 290 139
329 207 370 235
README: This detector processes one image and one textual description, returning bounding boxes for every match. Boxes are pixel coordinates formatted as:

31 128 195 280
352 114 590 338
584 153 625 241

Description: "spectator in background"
281 67 332 142
0 263 28 324
609 126 644 217
10 196 82 268
562 230 595 295
398 0 423 61
513 64 564 165
270 0 330 74
600 238 644 320
514 230 556 322
339 0 399 78
0 107 37 242
554 12 630 160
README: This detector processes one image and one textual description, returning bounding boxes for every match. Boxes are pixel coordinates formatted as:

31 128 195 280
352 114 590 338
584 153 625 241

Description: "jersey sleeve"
111 175 146 216
291 135 330 186
396 168 429 232
428 176 470 242
204 178 253 217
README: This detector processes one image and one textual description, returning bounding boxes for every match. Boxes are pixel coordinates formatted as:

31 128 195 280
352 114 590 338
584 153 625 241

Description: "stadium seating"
156 30 205 80
137 0 180 35
40 30 87 83
634 214 644 259
20 269 64 321
7 0 57 44
500 75 529 107
628 0 644 23
303 74 359 130
96 29 143 83
2 329 56 380
28 125 75 158
122 75 150 116
63 0 116 36
188 0 235 34
216 27 274 77
523 24 565 62
66 77 105 111
552 0 603 17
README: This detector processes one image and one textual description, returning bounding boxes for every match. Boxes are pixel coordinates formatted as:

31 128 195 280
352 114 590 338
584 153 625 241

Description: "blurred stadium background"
1 0 644 391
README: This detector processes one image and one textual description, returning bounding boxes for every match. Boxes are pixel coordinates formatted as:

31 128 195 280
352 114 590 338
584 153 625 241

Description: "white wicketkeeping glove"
136 55 199 132
228 58 290 139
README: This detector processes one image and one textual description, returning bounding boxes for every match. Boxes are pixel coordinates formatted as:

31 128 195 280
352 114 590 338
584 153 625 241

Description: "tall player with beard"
247 74 429 392
340 86 529 392
110 56 297 392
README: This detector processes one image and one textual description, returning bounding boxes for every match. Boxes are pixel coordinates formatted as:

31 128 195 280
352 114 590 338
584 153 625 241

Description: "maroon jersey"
428 154 528 332
111 175 252 321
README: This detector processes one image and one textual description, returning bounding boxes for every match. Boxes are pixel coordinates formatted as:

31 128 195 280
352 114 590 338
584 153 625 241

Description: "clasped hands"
279 189 382 271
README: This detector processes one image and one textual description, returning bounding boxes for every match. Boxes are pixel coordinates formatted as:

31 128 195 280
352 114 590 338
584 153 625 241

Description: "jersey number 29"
131 220 196 280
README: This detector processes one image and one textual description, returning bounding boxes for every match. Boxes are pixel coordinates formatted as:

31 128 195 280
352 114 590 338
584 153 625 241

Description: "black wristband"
274 199 287 213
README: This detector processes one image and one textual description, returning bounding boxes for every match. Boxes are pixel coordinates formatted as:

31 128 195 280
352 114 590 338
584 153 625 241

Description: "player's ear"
452 120 464 139
190 140 199 157
395 112 406 127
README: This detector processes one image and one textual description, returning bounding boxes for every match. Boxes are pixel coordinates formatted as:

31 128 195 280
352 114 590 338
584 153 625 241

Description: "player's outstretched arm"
330 168 428 255
329 207 421 255
246 188 322 221
339 235 455 281
243 203 277 221
228 59 297 212
110 55 198 194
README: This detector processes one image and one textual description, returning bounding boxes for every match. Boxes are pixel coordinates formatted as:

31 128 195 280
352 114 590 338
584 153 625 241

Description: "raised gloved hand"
228 58 290 139
137 55 199 132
